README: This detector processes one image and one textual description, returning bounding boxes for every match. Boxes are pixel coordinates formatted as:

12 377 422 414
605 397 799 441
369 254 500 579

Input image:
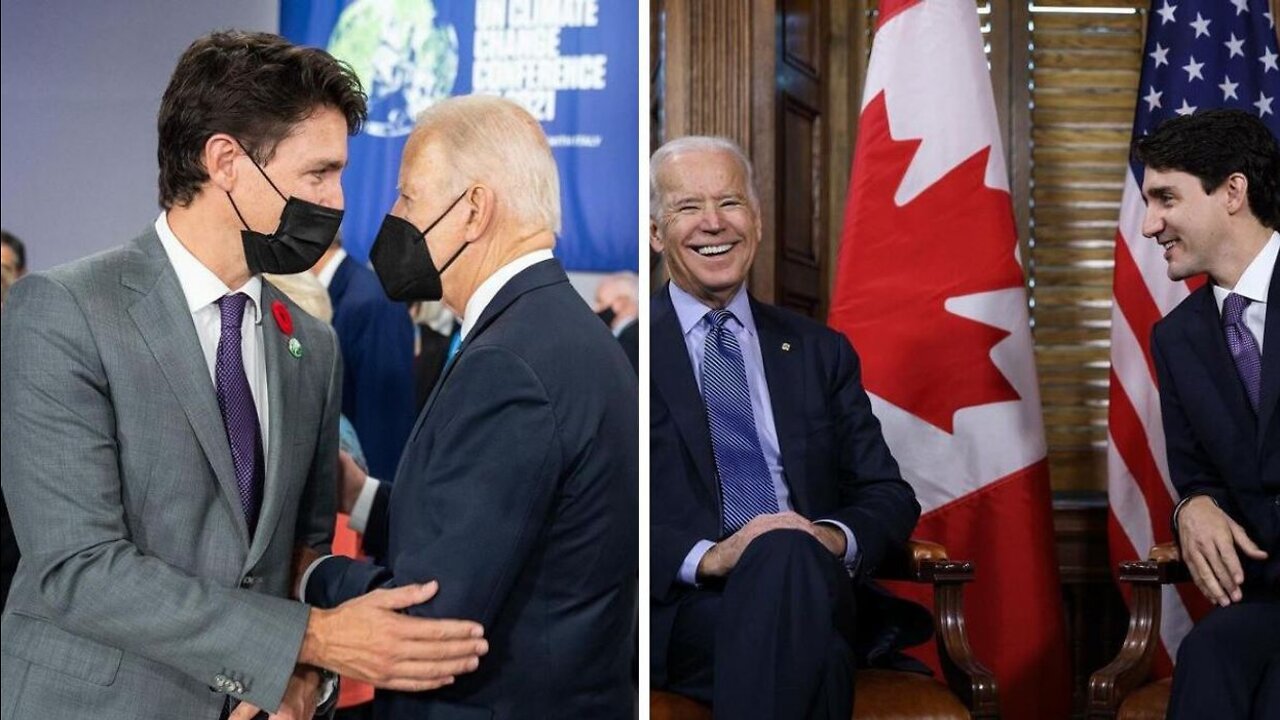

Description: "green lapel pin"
288 337 303 358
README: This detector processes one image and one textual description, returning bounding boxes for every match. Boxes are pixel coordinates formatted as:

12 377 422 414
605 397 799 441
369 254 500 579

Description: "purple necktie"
215 293 264 532
1222 293 1262 413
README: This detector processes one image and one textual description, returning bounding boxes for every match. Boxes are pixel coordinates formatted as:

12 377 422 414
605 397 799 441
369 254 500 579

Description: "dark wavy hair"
1 230 26 273
157 30 367 209
1134 109 1280 230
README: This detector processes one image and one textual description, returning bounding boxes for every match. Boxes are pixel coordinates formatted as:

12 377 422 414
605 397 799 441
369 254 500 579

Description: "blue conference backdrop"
281 0 638 272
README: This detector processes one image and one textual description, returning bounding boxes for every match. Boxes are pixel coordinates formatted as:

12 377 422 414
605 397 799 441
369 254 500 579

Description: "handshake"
229 548 488 720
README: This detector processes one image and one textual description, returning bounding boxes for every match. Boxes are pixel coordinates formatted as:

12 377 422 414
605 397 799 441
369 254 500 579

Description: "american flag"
1107 0 1280 673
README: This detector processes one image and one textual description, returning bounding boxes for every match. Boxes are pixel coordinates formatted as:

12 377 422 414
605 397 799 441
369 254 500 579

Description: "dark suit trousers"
665 529 857 720
1168 595 1280 719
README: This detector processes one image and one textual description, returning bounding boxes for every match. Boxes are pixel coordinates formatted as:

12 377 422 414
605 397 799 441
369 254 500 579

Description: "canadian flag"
827 1 1071 717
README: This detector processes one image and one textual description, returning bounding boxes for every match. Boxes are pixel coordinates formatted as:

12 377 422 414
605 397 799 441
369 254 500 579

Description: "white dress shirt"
154 214 270 453
1212 231 1276 353
459 249 555 341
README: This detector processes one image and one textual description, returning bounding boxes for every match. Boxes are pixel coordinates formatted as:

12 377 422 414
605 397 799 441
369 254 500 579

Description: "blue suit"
1153 259 1280 718
309 260 638 720
650 283 927 719
328 255 417 480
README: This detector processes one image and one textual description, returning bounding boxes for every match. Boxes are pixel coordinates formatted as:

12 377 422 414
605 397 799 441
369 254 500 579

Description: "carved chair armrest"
1143 542 1191 582
1086 542 1189 718
878 539 1000 718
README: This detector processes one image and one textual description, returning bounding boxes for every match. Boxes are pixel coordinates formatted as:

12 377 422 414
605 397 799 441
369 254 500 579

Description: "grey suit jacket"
0 228 341 719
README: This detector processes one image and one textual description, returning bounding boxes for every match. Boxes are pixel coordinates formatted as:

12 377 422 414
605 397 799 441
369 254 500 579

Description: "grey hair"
649 135 758 220
414 95 562 234
596 271 639 301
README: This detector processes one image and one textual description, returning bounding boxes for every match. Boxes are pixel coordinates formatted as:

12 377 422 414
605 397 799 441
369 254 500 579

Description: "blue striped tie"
701 308 778 534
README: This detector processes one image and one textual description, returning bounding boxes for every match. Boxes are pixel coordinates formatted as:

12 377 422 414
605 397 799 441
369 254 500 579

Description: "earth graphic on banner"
328 0 459 138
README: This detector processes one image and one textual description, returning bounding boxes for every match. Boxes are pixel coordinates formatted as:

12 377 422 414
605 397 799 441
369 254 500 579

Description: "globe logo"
328 0 460 138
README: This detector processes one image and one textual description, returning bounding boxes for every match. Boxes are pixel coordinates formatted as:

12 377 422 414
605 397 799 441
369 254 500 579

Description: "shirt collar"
314 247 347 289
154 213 262 321
1213 231 1278 312
459 249 555 341
669 281 756 337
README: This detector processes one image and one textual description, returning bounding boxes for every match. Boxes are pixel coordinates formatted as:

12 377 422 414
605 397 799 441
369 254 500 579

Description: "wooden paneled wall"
655 0 777 299
654 0 861 312
774 0 827 316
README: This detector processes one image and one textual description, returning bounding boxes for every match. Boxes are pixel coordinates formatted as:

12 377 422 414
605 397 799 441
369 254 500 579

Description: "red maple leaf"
830 92 1025 433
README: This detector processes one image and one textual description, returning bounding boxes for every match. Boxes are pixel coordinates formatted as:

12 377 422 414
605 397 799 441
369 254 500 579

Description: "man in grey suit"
0 31 485 720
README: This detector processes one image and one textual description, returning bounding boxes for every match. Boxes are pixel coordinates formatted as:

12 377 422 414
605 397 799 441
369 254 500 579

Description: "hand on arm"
298 581 487 691
1176 496 1268 606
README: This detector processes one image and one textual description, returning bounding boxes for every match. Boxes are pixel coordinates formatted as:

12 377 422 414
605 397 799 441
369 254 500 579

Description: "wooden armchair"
1086 542 1189 719
651 539 1000 719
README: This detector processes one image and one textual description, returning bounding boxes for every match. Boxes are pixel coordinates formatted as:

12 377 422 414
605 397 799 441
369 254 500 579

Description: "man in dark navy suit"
594 271 641 371
1138 110 1280 718
302 95 637 720
648 136 927 720
311 233 417 481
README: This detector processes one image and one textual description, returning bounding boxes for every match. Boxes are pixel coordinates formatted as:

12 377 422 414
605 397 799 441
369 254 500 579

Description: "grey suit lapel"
123 230 251 550
246 283 301 569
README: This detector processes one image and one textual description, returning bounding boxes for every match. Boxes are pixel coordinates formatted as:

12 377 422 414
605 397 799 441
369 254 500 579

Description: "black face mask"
369 190 469 302
597 308 617 327
227 143 343 275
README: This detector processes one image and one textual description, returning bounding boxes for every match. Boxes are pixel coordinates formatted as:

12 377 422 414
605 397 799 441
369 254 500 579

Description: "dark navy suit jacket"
618 319 639 371
649 283 926 685
310 260 638 720
1151 258 1280 590
328 255 417 480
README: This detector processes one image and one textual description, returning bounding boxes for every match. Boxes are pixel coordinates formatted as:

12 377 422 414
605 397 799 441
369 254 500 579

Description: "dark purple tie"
1222 293 1262 413
215 293 264 532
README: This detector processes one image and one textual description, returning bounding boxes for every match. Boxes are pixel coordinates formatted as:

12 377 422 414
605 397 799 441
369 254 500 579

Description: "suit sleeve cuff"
347 476 382 534
299 555 335 603
815 519 860 570
678 540 716 587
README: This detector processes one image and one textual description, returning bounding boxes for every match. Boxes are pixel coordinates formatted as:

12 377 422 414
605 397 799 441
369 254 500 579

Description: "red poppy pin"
271 300 293 335
271 300 303 358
